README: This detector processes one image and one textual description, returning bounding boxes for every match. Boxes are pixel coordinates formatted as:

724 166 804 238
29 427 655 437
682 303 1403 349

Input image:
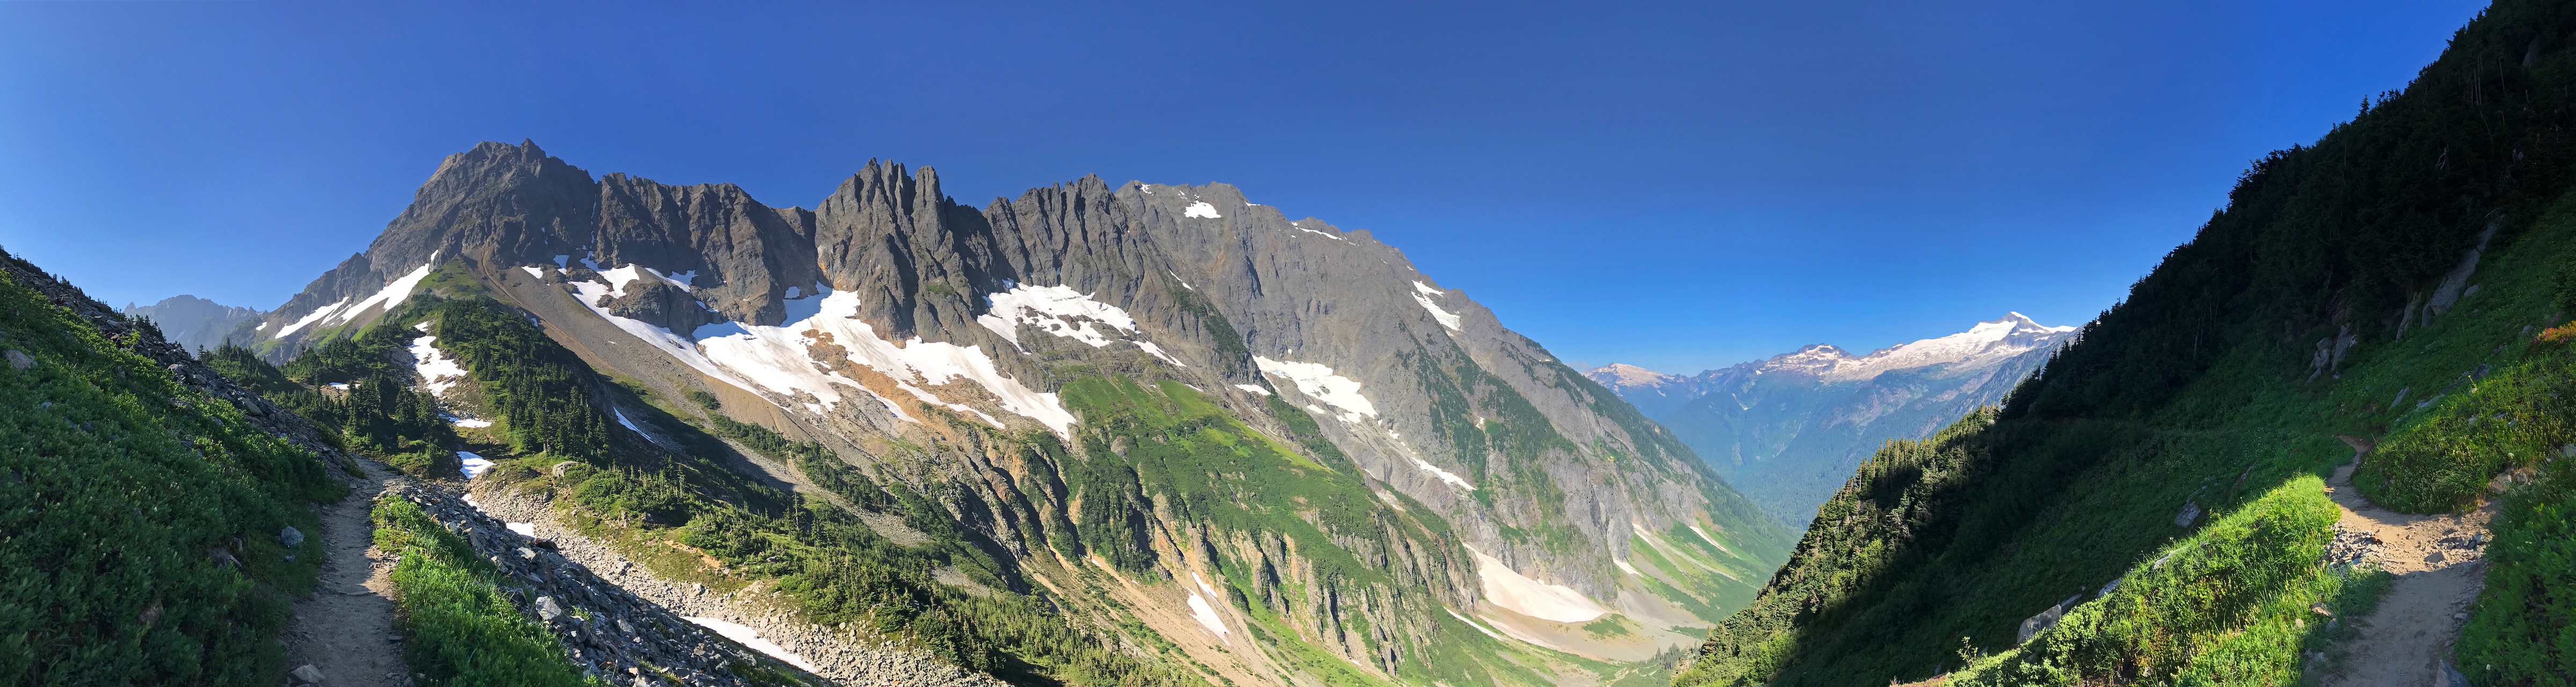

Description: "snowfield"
1410 281 1462 331
684 617 818 672
1254 356 1376 422
694 287 1073 436
407 334 470 397
1466 547 1607 623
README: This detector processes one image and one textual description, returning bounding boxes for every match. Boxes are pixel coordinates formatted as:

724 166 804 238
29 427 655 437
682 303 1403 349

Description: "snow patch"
613 408 642 434
566 279 762 395
1135 341 1183 366
976 284 1139 349
458 451 494 479
698 288 1075 437
1192 571 1221 600
1297 227 1345 241
521 266 545 279
447 414 493 429
272 297 349 339
1446 608 1510 642
315 260 437 332
1411 456 1477 491
684 617 819 672
1185 591 1230 642
1688 523 1739 558
1466 546 1607 623
1232 384 1270 396
408 335 470 397
1615 559 1641 575
1410 281 1462 331
504 521 535 538
1253 356 1376 422
1183 201 1221 218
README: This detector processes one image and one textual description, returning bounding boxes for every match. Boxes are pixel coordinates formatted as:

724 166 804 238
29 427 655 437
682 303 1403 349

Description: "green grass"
370 496 603 687
2455 445 2576 685
0 250 343 685
1942 477 2344 686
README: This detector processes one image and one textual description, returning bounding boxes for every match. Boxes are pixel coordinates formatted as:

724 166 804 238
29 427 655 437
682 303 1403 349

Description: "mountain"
1679 3 2576 685
125 294 264 353
1589 313 2077 525
235 141 1795 685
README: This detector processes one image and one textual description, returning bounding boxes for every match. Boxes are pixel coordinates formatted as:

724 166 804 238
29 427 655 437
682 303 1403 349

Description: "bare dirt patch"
282 459 412 687
2321 438 2492 687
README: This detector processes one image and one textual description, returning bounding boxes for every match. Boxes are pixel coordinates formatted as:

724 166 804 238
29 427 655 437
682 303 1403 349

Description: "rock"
2097 578 2121 597
2310 603 2334 617
552 461 580 479
279 526 305 548
2441 660 2470 687
517 546 538 561
290 664 325 684
536 596 566 622
3 349 30 370
2426 550 2446 563
2174 501 2202 528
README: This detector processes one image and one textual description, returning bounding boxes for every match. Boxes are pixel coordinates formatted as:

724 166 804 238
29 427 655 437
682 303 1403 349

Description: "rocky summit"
1590 312 2077 525
238 140 1794 685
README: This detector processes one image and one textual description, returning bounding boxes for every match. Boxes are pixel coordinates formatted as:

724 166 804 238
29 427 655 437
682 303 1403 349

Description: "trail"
2320 437 2492 687
281 459 412 687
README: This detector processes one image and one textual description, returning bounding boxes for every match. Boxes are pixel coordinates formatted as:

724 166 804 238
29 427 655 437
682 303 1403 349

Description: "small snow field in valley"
684 617 819 672
1466 546 1607 623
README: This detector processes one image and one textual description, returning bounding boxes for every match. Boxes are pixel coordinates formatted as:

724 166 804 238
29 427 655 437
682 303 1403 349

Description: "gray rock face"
257 141 1793 681
1591 312 2078 526
124 295 263 353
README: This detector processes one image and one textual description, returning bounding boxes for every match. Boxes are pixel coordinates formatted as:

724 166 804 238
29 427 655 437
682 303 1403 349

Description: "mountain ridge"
1589 312 2078 524
240 140 1793 685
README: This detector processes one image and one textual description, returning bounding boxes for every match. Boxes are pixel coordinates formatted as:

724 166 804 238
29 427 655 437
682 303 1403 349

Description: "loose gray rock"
280 526 305 548
3 349 30 370
2174 501 2202 528
536 596 565 622
290 663 325 684
2441 660 2470 687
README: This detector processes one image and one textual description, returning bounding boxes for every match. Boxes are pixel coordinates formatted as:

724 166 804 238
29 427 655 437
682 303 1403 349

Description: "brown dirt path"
281 459 412 687
2321 437 2492 687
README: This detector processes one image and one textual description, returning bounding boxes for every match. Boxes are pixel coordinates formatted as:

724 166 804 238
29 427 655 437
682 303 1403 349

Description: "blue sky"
0 1 2486 372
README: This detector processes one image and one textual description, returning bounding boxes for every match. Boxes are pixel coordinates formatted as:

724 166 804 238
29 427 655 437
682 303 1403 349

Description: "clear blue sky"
0 1 2486 372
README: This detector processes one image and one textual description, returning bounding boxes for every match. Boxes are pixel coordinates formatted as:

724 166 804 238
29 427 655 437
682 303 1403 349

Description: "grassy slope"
0 251 345 684
1680 3 2576 685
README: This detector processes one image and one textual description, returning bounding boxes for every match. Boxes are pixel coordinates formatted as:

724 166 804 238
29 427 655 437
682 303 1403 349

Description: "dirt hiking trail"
280 459 412 687
2321 437 2493 687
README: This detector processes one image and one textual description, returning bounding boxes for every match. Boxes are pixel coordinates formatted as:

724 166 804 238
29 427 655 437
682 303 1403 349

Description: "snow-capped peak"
1587 363 1679 389
1812 313 2078 381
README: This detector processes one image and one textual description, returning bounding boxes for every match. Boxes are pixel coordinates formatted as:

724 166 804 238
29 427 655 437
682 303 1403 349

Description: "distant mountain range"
124 295 264 353
1588 312 2078 525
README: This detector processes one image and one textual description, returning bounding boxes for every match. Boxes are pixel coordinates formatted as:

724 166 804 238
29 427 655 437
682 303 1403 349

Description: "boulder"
4 349 30 370
290 664 325 684
536 596 566 622
2174 502 2202 528
279 526 305 548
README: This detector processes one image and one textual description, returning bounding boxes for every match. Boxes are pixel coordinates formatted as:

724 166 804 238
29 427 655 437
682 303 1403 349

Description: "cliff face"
250 142 1792 683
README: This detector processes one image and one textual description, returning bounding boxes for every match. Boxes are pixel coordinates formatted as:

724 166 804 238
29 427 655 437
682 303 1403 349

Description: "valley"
6 2 2575 685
